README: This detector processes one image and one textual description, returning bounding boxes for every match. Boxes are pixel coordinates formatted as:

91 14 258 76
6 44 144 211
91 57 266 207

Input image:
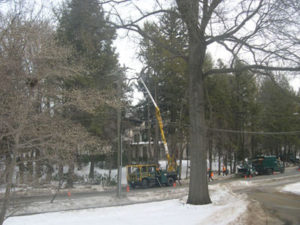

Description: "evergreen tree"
57 0 118 89
56 0 122 181
258 76 298 159
138 10 189 162
230 61 258 162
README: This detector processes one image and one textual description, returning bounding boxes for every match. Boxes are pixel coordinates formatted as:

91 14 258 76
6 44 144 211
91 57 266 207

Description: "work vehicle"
126 164 179 188
251 156 284 175
237 161 256 177
126 78 179 188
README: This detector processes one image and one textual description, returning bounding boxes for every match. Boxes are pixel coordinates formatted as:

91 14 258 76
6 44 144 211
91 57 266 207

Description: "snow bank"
4 184 248 225
281 182 300 195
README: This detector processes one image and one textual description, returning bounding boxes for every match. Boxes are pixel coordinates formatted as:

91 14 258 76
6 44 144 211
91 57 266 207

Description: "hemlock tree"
107 0 300 205
56 0 122 180
258 76 299 158
230 62 258 163
138 10 189 162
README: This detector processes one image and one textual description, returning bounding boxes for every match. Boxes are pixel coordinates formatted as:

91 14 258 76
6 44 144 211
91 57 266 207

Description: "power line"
139 120 300 136
206 127 300 135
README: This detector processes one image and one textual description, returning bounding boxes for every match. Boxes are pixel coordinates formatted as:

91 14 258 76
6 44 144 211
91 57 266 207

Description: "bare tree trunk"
58 163 64 181
89 155 95 179
108 153 112 183
186 143 189 179
179 141 185 180
229 147 233 174
186 39 211 204
27 151 34 184
18 156 25 184
233 152 237 174
218 147 221 176
45 161 53 183
35 149 41 185
66 162 74 188
224 151 228 172
208 136 213 172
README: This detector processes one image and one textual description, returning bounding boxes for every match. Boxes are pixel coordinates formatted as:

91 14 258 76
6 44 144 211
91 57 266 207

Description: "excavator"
126 78 179 188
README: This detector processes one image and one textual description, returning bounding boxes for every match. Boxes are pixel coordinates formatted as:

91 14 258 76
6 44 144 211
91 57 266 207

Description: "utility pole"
117 74 122 198
147 100 151 159
154 83 159 164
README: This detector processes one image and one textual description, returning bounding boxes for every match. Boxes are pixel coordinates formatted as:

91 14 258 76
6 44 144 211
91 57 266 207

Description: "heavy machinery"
237 160 256 177
126 78 179 188
237 156 284 177
251 156 284 175
126 164 178 188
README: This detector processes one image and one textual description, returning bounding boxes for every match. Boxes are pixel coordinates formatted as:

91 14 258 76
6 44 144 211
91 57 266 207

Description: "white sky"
1 0 300 97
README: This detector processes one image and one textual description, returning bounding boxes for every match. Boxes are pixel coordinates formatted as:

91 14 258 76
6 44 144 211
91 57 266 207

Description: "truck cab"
126 164 178 188
237 161 256 177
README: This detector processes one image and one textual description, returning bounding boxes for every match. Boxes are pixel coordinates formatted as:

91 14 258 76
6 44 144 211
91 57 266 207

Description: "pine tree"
56 0 121 181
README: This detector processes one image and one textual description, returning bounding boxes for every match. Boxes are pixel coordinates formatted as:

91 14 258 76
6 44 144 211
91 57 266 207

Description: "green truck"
252 156 284 175
237 161 256 177
126 164 179 188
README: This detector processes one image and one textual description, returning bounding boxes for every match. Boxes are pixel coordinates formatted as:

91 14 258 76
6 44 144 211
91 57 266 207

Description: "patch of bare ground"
230 200 283 225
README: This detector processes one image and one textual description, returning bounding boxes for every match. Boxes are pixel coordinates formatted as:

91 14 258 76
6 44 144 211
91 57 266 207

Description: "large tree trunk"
176 0 211 205
187 39 211 204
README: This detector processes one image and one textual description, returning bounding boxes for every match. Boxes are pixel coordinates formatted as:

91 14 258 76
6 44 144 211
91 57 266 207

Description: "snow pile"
281 182 300 195
229 180 255 188
4 184 248 225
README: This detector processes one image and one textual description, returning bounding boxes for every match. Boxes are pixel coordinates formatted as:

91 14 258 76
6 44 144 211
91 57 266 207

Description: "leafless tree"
105 0 300 205
0 6 116 224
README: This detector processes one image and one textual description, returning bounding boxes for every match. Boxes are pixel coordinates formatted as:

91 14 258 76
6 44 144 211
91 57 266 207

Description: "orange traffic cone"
244 175 247 179
126 185 130 192
173 182 176 187
67 191 71 197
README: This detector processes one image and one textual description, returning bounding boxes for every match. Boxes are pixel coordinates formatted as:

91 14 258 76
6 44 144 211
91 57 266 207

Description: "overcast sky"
1 0 300 95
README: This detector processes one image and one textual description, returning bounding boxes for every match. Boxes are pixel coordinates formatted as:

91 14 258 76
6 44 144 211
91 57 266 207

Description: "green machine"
237 161 256 177
252 156 284 175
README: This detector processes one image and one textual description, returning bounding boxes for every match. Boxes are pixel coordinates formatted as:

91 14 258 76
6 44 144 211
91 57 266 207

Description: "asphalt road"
231 167 300 225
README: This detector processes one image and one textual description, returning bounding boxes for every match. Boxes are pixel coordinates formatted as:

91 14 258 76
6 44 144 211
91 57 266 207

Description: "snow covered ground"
4 184 248 225
281 182 300 195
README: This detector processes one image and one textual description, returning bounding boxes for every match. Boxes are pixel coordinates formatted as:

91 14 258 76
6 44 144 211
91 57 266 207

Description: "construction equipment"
252 155 284 175
237 161 256 177
126 78 179 188
139 78 178 173
126 164 178 188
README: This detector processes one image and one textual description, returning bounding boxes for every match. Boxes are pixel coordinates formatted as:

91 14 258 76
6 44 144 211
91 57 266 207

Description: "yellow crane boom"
140 78 177 172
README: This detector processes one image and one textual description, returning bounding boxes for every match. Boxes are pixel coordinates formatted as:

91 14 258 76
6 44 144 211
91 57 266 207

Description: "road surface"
235 167 300 225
